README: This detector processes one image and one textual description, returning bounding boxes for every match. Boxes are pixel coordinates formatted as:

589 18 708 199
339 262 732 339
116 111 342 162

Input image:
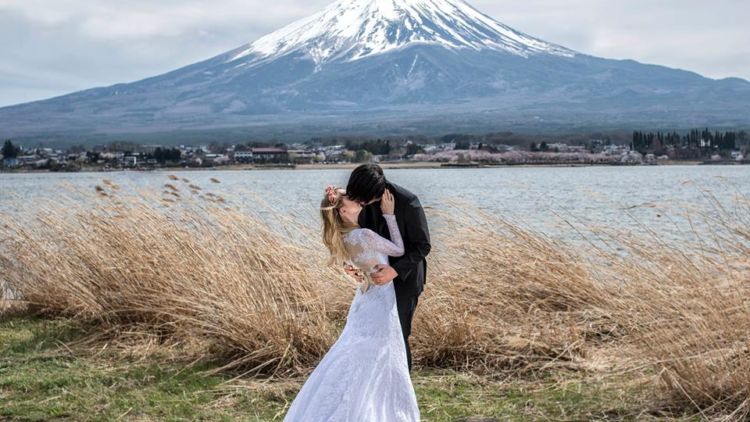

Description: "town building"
2 157 19 168
287 149 317 164
234 151 254 163
252 147 288 163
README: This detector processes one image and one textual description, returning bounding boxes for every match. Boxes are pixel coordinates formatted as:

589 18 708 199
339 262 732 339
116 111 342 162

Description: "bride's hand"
380 189 395 215
344 263 365 283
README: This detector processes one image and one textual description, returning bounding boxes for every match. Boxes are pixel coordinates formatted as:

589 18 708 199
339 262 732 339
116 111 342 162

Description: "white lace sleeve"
363 214 404 257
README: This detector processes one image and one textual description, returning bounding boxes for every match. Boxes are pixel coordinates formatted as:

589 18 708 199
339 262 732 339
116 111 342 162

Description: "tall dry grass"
1 176 749 417
606 194 750 418
1 180 352 374
413 211 617 373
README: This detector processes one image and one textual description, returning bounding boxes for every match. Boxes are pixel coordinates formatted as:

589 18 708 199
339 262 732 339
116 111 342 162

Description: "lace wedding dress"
284 214 420 421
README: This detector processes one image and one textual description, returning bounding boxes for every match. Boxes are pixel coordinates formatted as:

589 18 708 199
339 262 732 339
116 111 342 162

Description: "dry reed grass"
412 211 616 374
1 180 351 375
604 194 750 419
1 177 749 417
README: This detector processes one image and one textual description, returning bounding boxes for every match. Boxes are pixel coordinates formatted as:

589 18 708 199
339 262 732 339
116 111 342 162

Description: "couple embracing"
284 164 431 421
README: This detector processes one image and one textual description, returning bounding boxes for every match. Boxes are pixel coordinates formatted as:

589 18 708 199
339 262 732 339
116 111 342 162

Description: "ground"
0 315 680 421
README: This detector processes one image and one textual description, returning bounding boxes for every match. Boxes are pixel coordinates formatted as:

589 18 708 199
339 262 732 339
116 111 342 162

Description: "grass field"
1 315 670 421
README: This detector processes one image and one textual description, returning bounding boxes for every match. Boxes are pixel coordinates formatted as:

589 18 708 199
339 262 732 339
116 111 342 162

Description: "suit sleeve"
391 195 431 281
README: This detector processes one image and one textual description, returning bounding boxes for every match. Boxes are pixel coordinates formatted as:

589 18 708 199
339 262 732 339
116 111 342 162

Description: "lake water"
1 165 749 244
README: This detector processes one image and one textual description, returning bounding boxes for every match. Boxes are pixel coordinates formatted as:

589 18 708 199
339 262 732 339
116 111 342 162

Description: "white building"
547 143 569 152
620 151 643 164
234 151 254 163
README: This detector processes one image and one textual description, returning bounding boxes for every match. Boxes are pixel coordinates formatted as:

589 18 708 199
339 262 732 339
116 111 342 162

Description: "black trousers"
396 292 420 371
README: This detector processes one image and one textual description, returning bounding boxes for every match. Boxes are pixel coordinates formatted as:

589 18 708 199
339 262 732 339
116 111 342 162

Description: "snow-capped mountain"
229 0 575 67
0 0 748 144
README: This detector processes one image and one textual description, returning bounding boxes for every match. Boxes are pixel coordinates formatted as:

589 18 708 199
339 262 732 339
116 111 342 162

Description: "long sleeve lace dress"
283 214 420 422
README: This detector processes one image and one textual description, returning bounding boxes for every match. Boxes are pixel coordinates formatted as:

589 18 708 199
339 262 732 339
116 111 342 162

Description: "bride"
283 186 420 421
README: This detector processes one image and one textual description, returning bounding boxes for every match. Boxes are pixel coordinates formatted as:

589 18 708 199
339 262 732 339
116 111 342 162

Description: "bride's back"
343 228 390 275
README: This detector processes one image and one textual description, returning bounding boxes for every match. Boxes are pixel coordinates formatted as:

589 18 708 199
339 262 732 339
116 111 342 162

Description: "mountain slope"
228 0 575 66
1 0 749 143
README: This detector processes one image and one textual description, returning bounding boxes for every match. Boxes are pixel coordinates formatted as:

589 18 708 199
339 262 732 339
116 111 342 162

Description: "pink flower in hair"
325 185 336 203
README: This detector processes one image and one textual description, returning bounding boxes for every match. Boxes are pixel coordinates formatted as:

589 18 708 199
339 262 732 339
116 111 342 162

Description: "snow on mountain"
228 0 575 67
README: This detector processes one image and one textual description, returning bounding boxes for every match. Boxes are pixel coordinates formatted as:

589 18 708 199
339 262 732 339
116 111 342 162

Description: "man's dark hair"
346 164 386 203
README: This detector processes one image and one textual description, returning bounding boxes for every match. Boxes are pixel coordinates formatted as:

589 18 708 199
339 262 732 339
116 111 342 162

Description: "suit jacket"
358 182 431 298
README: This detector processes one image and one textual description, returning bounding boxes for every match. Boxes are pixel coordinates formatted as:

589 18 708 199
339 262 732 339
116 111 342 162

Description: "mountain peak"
2 0 748 142
227 0 575 66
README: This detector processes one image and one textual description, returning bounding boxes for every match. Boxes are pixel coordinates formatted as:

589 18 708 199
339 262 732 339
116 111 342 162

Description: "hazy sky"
1 0 748 107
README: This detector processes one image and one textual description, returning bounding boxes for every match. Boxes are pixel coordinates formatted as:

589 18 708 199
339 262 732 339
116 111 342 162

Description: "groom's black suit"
358 182 431 370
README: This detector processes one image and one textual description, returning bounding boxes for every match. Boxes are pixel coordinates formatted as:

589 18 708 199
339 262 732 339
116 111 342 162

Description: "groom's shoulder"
388 182 415 198
389 183 421 206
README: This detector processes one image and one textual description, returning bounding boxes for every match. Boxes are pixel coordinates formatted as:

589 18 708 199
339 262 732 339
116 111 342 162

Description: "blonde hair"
321 187 373 292
320 187 355 266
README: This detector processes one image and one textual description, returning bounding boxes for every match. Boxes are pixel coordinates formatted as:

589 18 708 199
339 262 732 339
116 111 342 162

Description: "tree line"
2 140 20 159
150 147 182 163
632 129 747 152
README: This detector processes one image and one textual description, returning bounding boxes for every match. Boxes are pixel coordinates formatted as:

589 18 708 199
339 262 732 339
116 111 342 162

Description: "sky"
1 0 748 107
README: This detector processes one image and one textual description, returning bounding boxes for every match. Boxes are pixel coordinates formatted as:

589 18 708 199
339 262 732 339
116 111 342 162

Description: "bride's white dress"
284 214 420 421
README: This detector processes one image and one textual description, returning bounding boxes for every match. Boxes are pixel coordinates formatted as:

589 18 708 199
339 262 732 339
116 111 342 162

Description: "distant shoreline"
1 160 739 174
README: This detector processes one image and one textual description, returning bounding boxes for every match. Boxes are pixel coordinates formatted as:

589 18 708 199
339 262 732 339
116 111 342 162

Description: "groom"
345 164 431 371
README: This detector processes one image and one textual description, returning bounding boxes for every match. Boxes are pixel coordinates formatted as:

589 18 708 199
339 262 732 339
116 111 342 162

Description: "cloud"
475 0 750 77
0 0 326 40
0 0 748 107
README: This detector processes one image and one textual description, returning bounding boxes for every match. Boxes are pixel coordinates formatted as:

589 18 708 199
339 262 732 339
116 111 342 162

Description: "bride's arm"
381 214 405 256
363 216 404 257
364 188 404 257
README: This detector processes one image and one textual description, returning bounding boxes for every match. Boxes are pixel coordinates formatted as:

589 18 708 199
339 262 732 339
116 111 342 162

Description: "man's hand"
344 264 365 283
371 264 398 285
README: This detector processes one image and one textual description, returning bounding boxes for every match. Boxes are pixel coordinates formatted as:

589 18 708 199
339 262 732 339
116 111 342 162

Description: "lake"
2 165 749 244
